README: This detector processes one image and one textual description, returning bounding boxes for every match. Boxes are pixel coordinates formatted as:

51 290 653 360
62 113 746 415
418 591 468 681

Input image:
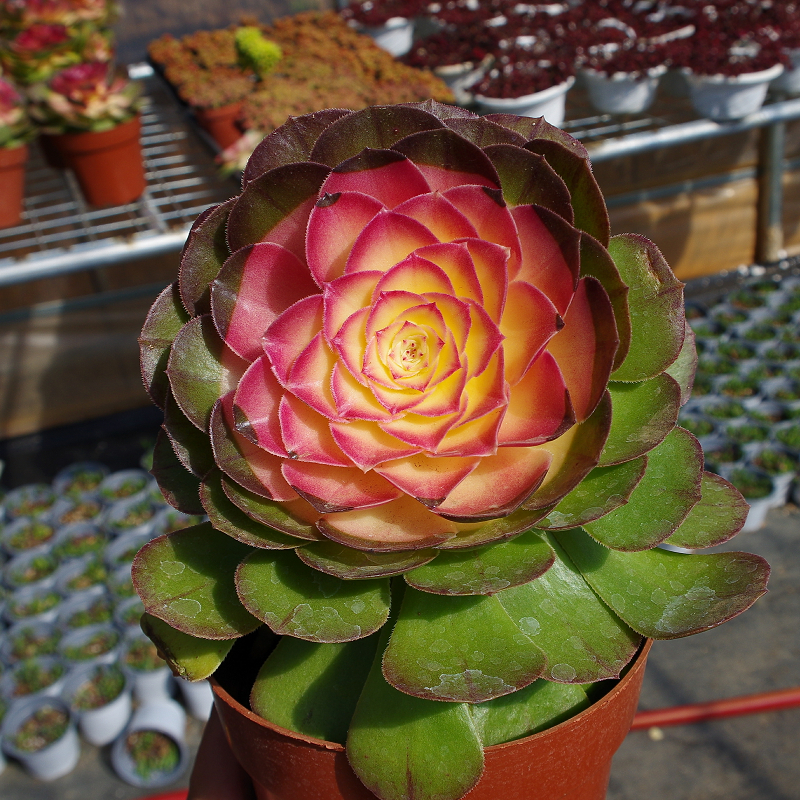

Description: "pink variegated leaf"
394 192 479 243
331 362 394 421
392 128 500 191
435 446 553 521
323 271 381 344
167 315 248 432
320 149 430 209
500 280 562 386
414 242 484 306
344 210 440 276
456 350 508 426
498 351 575 446
511 204 581 316
212 243 319 363
375 454 480 507
317 494 459 552
330 419 423 471
434 408 504 458
227 162 331 257
279 393 351 467
444 185 522 274
263 294 324 384
233 357 287 457
306 192 384 286
284 332 340 419
546 276 618 423
373 255 455 300
210 393 298 501
281 461 403 513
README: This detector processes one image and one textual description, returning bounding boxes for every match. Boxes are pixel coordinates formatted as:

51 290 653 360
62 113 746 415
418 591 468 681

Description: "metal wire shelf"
0 65 236 288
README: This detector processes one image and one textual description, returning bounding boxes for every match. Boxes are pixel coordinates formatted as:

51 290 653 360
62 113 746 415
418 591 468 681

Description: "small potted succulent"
2 483 57 520
0 656 67 710
725 465 775 533
749 445 798 508
0 76 34 229
59 621 121 667
97 468 151 501
120 630 172 703
61 661 131 746
3 548 60 592
133 102 768 800
48 495 104 527
0 696 80 780
55 554 108 598
52 460 109 497
5 584 63 625
27 60 145 206
52 522 107 562
470 49 576 125
1 517 57 556
57 591 113 630
340 0 424 57
1 621 62 664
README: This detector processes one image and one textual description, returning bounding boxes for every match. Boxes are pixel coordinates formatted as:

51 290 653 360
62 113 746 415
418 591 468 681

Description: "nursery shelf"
0 64 236 289
5 63 800 288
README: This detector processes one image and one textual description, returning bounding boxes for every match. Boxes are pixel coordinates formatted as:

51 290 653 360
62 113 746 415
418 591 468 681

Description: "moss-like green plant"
235 27 282 79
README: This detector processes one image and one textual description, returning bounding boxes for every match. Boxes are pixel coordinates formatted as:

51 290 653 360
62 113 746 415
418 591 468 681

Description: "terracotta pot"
39 133 70 169
0 143 28 229
194 102 243 150
49 116 146 207
212 638 652 800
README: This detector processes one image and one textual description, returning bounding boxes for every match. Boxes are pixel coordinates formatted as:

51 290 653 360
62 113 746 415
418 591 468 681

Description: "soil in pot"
60 594 113 630
61 626 120 663
62 558 108 594
50 498 104 527
53 462 109 497
123 637 164 673
10 705 70 753
3 484 57 519
54 524 107 561
98 470 150 502
71 664 126 711
4 519 57 553
7 588 62 622
6 658 65 700
4 624 62 663
5 551 59 589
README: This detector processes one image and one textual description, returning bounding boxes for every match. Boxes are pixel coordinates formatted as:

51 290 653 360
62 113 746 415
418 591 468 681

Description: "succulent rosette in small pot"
135 102 769 800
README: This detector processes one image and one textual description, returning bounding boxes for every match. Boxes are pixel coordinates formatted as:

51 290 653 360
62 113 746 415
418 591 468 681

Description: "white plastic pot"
473 77 575 127
581 66 666 115
176 676 214 720
772 48 800 95
685 63 785 121
120 631 173 705
110 698 189 788
61 662 132 746
361 17 414 57
1 695 80 780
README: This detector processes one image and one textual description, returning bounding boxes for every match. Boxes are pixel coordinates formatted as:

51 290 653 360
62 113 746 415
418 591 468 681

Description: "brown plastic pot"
211 639 652 800
0 143 28 229
193 102 243 150
49 116 146 207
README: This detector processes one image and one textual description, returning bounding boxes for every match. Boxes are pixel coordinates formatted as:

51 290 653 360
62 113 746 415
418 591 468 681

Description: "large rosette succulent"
135 102 768 800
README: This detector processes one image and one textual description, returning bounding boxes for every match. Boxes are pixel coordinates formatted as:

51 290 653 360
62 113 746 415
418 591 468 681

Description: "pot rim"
209 637 652 754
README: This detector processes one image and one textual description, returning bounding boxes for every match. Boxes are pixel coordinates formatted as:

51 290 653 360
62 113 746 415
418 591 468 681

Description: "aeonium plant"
0 77 35 148
134 101 769 800
27 60 141 133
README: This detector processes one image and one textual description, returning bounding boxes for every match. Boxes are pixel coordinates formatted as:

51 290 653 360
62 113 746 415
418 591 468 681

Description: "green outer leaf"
150 429 205 515
166 314 247 432
599 374 682 467
236 549 391 642
310 105 445 167
436 506 551 549
132 522 261 639
537 457 647 530
243 108 352 184
665 472 749 550
163 393 216 478
579 232 631 371
497 533 641 683
555 528 770 639
404 530 554 596
485 144 573 220
392 128 500 188
200 470 305 549
347 627 484 800
178 199 233 316
442 116 527 148
221 473 321 541
609 234 685 382
584 427 703 551
382 589 545 703
665 320 698 406
471 679 590 746
226 161 331 252
297 540 438 580
140 612 234 681
139 282 190 409
524 137 610 246
251 635 378 745
523 391 613 510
